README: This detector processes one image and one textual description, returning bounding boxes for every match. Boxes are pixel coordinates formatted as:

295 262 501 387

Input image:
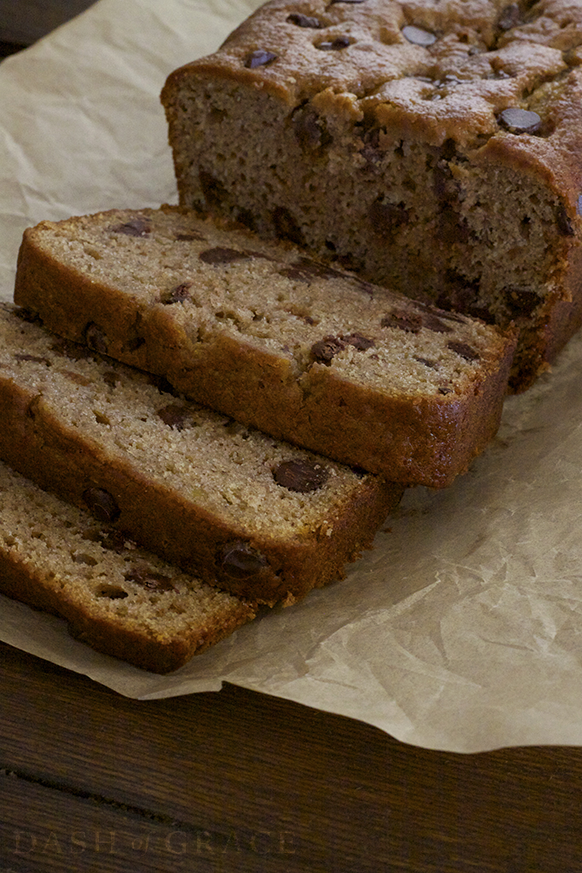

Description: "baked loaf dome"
0 304 400 605
15 206 515 487
161 0 582 391
0 460 255 673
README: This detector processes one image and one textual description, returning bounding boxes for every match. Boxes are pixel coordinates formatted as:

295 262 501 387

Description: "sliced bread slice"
14 206 516 487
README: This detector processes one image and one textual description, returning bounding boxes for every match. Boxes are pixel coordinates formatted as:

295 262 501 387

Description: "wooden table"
2 5 582 871
0 0 97 52
3 638 582 873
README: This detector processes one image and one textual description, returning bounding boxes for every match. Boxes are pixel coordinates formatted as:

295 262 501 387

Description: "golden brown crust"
15 207 515 487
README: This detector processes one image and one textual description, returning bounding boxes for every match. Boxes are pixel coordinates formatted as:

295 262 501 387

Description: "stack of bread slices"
0 201 514 672
14 0 582 673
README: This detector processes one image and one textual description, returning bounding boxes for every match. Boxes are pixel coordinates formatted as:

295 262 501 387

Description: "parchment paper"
2 0 582 753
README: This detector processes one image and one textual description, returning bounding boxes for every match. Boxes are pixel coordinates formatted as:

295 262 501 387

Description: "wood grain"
2 641 582 872
0 0 97 47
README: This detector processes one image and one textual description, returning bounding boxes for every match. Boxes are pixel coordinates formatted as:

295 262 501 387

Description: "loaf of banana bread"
161 0 582 391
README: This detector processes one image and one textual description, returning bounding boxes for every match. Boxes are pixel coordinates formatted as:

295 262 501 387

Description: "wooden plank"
0 643 391 871
0 771 298 873
3 642 582 872
0 0 97 47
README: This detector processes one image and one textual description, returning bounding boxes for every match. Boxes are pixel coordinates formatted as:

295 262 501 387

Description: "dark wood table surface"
2 4 582 871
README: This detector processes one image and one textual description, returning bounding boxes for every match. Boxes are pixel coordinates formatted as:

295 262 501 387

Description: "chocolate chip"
217 541 268 579
273 459 330 492
84 527 135 553
505 287 540 316
161 281 193 304
416 300 467 324
301 258 343 278
125 565 178 593
236 209 257 231
360 128 384 165
244 50 278 68
157 403 196 430
14 354 51 365
103 370 121 389
498 108 542 134
272 207 305 245
109 217 151 237
420 311 453 334
292 104 331 151
447 340 480 362
434 161 455 202
84 322 109 355
280 266 315 282
199 170 228 208
342 333 376 350
311 336 347 364
287 12 321 26
148 372 178 395
199 247 249 265
402 25 437 46
279 257 341 282
381 310 423 333
83 488 120 524
437 207 470 245
369 200 409 237
557 204 575 237
439 274 495 323
317 36 352 50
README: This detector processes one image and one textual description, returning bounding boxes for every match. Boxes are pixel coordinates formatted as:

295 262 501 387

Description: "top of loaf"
164 0 582 179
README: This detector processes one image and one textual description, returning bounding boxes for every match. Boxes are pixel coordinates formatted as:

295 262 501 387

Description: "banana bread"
0 460 255 673
0 304 401 604
14 206 515 487
161 0 582 391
